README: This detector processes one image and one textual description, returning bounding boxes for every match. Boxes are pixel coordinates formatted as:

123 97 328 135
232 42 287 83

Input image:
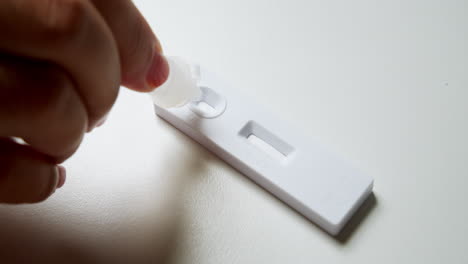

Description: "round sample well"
189 87 226 118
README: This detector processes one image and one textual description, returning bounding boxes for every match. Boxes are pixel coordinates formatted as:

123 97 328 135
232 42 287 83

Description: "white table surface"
1 0 467 263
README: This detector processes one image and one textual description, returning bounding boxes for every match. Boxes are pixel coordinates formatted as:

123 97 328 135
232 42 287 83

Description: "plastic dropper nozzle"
149 57 201 108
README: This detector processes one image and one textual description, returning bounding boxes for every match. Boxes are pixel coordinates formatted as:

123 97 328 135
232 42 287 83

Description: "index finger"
91 0 169 92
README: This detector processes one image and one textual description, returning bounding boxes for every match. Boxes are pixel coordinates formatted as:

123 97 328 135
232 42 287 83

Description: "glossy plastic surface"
154 63 374 235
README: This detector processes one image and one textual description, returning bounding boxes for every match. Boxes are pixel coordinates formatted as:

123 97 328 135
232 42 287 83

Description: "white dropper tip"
149 57 201 108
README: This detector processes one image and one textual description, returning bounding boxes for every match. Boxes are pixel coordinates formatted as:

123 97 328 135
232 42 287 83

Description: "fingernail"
87 113 108 133
56 165 66 189
146 51 169 90
96 114 108 128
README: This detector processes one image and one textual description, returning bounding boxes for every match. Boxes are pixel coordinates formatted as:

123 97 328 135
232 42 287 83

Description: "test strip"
154 64 373 235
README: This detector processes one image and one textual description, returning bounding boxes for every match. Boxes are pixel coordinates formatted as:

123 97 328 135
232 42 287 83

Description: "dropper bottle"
149 57 201 108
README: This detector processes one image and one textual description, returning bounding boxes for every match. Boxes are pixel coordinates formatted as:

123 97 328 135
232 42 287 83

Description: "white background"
1 0 467 263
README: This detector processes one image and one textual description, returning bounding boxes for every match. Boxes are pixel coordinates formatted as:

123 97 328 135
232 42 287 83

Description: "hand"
0 0 169 203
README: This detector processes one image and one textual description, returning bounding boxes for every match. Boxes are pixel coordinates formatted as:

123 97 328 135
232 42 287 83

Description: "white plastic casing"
149 57 201 108
153 60 374 235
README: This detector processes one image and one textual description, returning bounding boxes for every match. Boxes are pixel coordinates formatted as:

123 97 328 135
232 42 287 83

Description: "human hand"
0 0 169 203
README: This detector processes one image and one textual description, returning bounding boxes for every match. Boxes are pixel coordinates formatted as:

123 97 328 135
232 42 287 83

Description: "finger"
0 139 63 204
57 165 67 188
0 0 121 129
91 0 169 92
0 54 87 162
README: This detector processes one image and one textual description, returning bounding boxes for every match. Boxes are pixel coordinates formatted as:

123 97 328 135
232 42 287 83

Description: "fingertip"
0 139 60 204
145 51 169 92
56 165 66 189
31 160 60 203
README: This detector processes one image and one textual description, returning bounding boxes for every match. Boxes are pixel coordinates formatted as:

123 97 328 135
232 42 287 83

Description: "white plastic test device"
151 57 374 235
